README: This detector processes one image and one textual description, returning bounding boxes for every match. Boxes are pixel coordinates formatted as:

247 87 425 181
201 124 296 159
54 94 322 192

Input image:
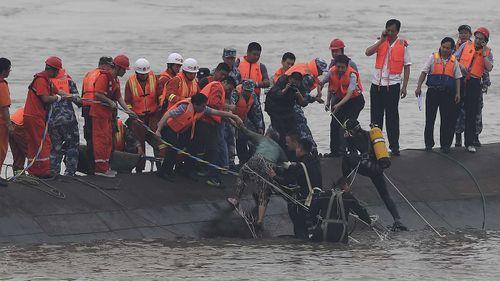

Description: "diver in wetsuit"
341 119 408 231
308 176 372 243
274 136 322 239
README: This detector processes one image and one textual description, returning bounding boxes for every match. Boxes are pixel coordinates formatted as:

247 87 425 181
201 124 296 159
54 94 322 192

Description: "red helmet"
113 54 130 70
45 56 62 70
329 38 345 50
474 27 490 41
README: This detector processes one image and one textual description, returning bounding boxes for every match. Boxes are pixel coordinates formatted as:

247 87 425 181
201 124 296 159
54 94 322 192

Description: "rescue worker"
236 42 270 128
309 176 372 244
49 68 81 176
324 55 365 157
81 56 114 174
9 107 26 175
160 58 200 110
455 25 490 148
233 80 265 164
365 19 412 156
23 57 71 178
114 118 144 156
415 37 462 153
227 123 288 232
124 58 160 172
155 92 242 180
91 54 136 177
265 72 306 155
274 136 322 239
341 119 407 231
284 58 328 95
0 58 12 185
197 76 229 186
158 53 183 101
455 27 494 153
198 62 230 90
271 52 296 84
221 47 241 85
220 77 238 171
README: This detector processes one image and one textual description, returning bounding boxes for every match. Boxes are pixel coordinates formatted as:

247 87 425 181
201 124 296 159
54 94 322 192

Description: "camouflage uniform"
294 103 318 152
49 79 80 176
455 74 490 135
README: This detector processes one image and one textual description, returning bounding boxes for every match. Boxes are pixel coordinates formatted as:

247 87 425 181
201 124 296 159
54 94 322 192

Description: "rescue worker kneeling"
308 177 372 243
155 93 242 180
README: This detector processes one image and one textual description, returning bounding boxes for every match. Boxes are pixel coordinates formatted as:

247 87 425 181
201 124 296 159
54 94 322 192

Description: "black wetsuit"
309 190 371 243
342 129 401 221
275 153 322 239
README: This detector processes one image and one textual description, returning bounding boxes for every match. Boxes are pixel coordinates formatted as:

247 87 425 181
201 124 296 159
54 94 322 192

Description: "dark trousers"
159 126 193 176
269 113 296 156
424 88 458 148
236 129 252 165
342 157 401 220
330 95 365 153
370 83 400 151
288 203 308 239
194 120 219 179
83 112 94 173
464 78 482 147
128 113 161 172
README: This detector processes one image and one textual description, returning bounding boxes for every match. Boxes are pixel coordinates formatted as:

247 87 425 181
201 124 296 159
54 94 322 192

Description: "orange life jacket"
328 65 363 99
285 59 320 90
233 84 255 120
200 81 225 123
459 41 491 79
375 38 407 74
50 69 71 95
89 70 116 118
166 99 204 139
159 70 175 80
272 67 285 83
10 106 24 126
161 72 199 109
114 119 125 151
238 56 263 95
431 53 456 77
82 68 101 106
127 71 158 115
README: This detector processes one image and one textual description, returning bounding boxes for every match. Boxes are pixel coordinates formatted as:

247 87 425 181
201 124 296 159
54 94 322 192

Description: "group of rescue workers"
0 19 493 243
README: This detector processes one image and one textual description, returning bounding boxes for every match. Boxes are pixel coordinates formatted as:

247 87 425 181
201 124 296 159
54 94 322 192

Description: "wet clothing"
309 190 371 243
342 129 401 221
49 79 80 176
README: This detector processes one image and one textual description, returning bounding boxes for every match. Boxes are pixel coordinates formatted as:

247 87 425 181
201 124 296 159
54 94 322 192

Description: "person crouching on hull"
309 176 372 244
342 119 408 231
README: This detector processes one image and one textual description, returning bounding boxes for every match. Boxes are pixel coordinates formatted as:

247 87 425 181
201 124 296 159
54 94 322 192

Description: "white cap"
166 53 183 65
182 58 199 73
134 58 151 74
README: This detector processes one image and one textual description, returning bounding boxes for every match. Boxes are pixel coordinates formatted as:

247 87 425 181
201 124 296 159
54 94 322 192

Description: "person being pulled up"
342 118 408 231
308 176 372 243
272 135 322 239
227 123 287 233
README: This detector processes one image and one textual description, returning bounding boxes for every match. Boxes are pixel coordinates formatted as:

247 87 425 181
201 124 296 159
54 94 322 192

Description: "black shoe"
0 177 8 187
391 221 408 232
473 135 481 147
157 171 174 182
424 146 432 151
455 133 462 147
440 147 450 154
390 149 400 156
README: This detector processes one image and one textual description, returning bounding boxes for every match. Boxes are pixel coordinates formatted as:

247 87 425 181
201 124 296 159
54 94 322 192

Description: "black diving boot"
473 134 481 147
391 220 408 232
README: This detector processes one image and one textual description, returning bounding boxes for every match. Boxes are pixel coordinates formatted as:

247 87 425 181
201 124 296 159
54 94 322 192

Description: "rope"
383 172 445 237
8 106 53 182
405 148 486 230
13 175 66 199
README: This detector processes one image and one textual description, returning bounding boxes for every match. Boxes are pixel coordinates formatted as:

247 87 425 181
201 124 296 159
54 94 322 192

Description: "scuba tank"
368 125 391 169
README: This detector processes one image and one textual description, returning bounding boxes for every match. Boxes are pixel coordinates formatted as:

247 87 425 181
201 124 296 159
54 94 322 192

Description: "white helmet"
182 58 199 73
166 53 183 65
134 58 151 74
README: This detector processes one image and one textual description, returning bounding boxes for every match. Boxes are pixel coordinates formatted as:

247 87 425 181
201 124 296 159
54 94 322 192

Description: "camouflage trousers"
294 104 318 152
49 121 80 176
455 91 483 135
236 154 274 207
223 121 236 166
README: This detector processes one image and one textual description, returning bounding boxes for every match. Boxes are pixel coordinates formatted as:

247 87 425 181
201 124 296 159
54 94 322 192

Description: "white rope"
383 172 445 238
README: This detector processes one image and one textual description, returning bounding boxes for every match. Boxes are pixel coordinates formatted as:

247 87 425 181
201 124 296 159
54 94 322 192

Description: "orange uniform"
0 78 11 169
160 72 199 110
200 81 225 124
233 85 255 121
23 72 57 176
9 107 26 171
91 70 121 173
157 69 176 97
114 119 125 152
